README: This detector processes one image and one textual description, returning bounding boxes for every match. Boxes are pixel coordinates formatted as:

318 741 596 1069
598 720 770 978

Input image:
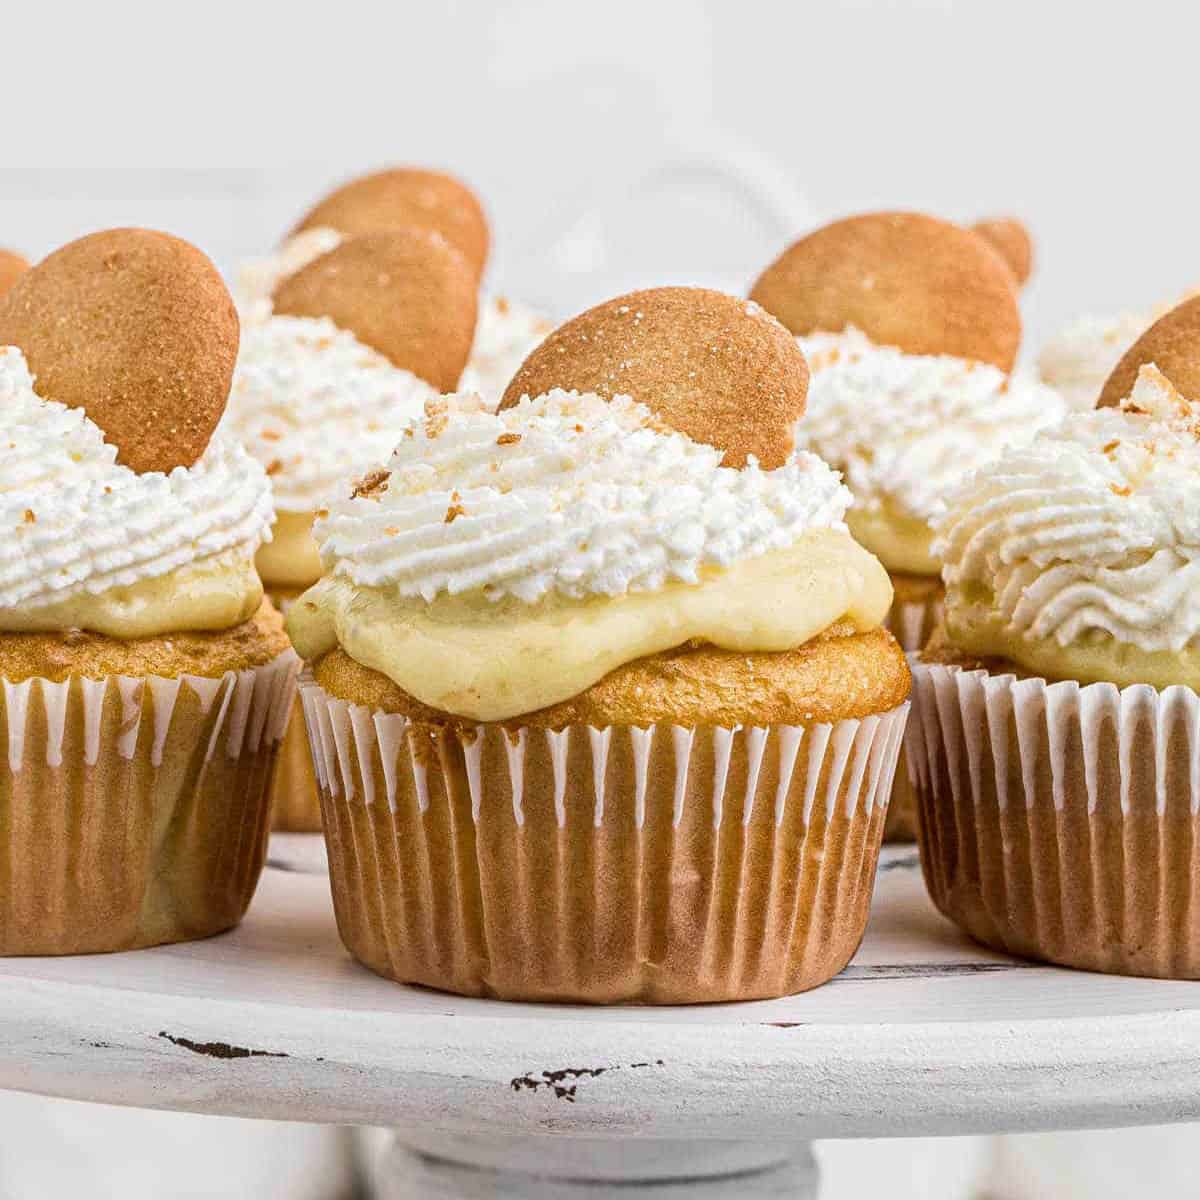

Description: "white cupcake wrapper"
884 594 945 655
908 660 1200 977
2 654 296 772
881 595 942 842
0 651 298 955
300 680 908 1003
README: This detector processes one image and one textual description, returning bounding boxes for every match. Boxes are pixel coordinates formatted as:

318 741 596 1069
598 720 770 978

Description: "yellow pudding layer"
256 510 324 590
287 527 893 721
847 503 939 577
946 610 1200 692
1 557 264 640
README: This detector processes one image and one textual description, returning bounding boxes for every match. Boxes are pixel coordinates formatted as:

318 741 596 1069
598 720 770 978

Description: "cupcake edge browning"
312 624 910 730
0 600 290 684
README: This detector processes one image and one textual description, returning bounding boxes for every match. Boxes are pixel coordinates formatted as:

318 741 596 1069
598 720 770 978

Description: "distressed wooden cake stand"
1 841 1197 1198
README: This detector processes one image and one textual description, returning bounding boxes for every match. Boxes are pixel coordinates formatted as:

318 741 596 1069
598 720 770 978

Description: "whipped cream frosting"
235 227 344 323
224 315 438 514
459 295 555 403
937 365 1200 661
0 345 274 620
799 328 1066 524
1036 311 1150 412
313 389 853 605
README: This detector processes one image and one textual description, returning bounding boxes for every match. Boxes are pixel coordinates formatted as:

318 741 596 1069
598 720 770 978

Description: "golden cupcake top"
501 286 809 469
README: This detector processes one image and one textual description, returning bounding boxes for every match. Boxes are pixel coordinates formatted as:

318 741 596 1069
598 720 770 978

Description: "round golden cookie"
749 211 1021 371
273 230 478 392
500 287 808 469
0 248 29 298
291 167 489 280
0 229 238 474
1098 294 1200 408
971 217 1034 287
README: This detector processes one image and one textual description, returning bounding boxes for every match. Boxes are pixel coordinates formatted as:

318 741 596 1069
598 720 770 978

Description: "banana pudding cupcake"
751 213 1063 839
0 229 294 955
226 229 478 830
909 295 1200 977
289 287 911 1003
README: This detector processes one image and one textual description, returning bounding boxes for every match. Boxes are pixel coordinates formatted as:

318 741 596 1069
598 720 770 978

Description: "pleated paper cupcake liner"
884 593 945 656
879 601 938 843
0 651 299 955
268 591 322 832
270 697 323 832
908 660 1200 978
300 680 909 1003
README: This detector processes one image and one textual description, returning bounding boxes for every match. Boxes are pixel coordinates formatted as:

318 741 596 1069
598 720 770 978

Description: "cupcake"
288 287 911 1003
909 295 1200 977
0 228 295 955
225 229 479 831
750 212 1064 839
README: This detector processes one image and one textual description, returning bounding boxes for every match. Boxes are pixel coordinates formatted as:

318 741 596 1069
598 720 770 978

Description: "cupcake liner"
883 757 919 842
0 652 298 955
300 680 909 1003
884 591 945 655
268 591 322 832
908 660 1200 978
880 599 939 844
271 697 323 832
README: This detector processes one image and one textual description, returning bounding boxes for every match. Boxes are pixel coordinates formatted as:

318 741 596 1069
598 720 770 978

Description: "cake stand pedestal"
1 844 1198 1199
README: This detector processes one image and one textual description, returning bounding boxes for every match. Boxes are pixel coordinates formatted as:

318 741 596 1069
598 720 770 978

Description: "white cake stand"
1 841 1197 1199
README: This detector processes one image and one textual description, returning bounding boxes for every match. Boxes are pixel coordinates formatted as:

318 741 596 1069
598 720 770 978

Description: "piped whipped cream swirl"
936 365 1200 656
0 345 274 614
798 327 1067 527
314 389 852 605
224 315 438 513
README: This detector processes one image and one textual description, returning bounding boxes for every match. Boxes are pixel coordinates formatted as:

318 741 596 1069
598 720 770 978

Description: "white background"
1 0 1193 350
